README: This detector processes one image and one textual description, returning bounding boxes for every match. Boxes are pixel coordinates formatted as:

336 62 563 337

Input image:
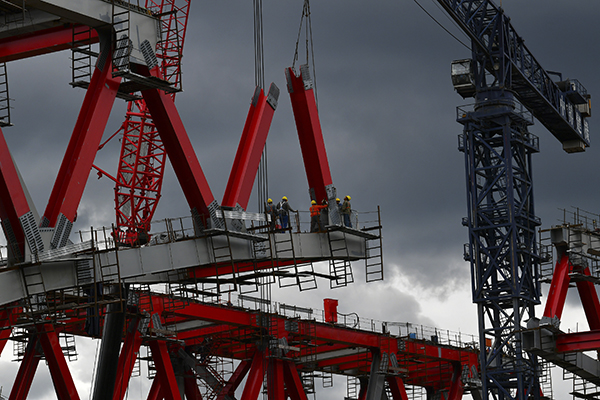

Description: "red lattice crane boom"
113 0 190 245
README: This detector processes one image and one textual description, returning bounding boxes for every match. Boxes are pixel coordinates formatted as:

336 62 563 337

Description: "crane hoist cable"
292 0 319 108
254 0 269 213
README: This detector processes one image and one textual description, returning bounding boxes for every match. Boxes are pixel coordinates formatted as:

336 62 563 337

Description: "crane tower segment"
437 1 592 399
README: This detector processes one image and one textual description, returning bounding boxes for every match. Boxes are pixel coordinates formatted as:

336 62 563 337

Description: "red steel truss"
111 0 191 245
0 292 480 400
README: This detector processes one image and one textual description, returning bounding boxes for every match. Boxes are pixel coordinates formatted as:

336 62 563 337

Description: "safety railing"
226 293 478 350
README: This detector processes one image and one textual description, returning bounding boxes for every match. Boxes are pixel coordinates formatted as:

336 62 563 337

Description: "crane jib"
439 0 590 152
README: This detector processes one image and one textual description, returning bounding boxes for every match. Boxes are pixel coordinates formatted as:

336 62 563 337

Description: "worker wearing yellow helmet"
265 198 277 231
278 196 296 230
310 199 327 232
341 195 352 228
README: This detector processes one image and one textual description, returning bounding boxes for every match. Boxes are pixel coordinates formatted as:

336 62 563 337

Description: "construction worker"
265 198 277 231
320 199 329 230
336 198 342 216
341 195 352 228
278 196 297 230
310 200 327 232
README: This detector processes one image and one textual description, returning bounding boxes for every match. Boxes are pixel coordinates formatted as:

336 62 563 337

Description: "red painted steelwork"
37 325 81 400
9 335 41 400
575 266 600 330
113 317 143 400
0 128 30 259
286 66 334 203
139 66 216 226
148 339 182 400
43 47 121 227
556 330 600 353
542 252 571 321
0 25 98 63
222 85 277 210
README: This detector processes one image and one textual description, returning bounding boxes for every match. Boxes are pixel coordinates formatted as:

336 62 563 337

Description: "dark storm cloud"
1 0 600 397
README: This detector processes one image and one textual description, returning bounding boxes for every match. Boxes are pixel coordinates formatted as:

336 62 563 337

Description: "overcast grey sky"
1 1 600 399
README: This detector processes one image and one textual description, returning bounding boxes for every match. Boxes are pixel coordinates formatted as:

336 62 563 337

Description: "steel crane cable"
292 0 319 108
254 0 269 213
413 0 470 50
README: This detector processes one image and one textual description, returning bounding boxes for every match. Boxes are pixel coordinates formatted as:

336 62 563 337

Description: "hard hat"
336 198 340 202
282 196 287 201
268 198 272 203
311 200 316 205
346 195 351 200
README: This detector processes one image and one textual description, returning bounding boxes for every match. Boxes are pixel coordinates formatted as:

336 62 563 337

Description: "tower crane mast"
436 1 592 399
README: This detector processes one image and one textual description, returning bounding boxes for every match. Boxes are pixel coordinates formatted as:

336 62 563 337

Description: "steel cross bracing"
0 291 481 400
439 1 593 400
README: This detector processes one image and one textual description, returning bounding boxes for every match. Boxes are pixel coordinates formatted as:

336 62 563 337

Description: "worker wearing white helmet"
277 196 297 230
341 195 352 228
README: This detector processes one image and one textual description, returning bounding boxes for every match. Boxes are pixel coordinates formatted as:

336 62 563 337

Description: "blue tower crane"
436 1 592 400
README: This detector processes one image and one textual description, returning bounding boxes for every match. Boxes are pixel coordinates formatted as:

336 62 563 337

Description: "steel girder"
459 90 541 400
285 65 338 220
41 28 121 248
222 84 279 210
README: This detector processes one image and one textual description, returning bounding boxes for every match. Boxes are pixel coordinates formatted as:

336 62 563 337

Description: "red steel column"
282 360 308 400
222 84 279 210
542 252 571 321
9 335 41 400
240 351 266 400
42 29 121 247
0 127 39 259
576 266 600 330
286 65 334 204
147 377 163 400
267 359 285 400
138 65 216 228
217 359 251 400
445 363 464 400
149 340 182 400
184 370 202 400
386 377 409 400
113 317 143 400
37 325 80 400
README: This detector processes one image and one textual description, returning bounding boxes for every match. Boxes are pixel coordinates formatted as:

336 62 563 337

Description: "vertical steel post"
92 300 126 400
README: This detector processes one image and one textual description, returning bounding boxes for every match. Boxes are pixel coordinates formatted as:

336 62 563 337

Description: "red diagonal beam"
446 362 464 400
543 253 571 320
113 317 143 400
575 266 600 330
282 360 308 400
9 335 41 400
240 350 266 400
386 376 409 400
37 325 80 400
43 33 121 236
184 370 203 400
0 126 35 259
147 377 162 400
217 359 251 400
222 84 278 210
286 65 333 203
149 340 182 400
138 65 216 228
0 25 98 63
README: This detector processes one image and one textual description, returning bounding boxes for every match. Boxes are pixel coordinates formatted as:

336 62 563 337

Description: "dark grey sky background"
1 1 599 398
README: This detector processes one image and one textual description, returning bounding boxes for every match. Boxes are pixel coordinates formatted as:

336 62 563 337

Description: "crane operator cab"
451 59 476 98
